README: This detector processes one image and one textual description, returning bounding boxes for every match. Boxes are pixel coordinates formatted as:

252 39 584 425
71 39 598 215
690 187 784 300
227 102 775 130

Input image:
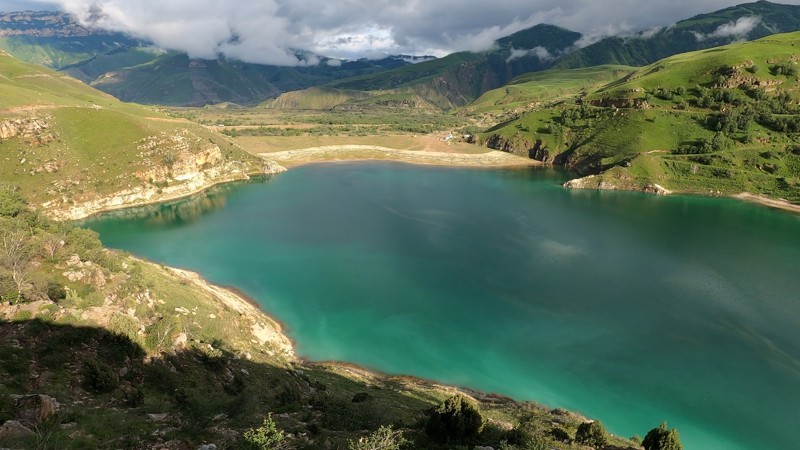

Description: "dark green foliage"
46 280 66 302
770 61 798 77
83 358 119 393
575 420 608 447
351 392 371 403
642 423 683 450
425 394 485 443
0 186 27 217
122 386 145 407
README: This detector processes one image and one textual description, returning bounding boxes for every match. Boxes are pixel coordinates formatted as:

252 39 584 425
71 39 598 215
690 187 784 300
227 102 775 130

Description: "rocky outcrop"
485 134 559 163
564 174 671 195
589 97 649 109
0 116 54 145
42 155 286 221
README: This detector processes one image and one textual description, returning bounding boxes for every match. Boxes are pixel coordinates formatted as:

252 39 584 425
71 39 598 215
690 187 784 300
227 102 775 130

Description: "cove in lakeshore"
83 162 800 450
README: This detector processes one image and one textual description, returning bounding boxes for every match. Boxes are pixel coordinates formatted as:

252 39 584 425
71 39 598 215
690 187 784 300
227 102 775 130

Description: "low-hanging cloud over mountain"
10 0 800 65
692 16 762 41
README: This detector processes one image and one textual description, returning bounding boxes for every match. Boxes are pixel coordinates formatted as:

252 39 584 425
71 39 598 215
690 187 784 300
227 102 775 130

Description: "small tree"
425 394 485 443
347 426 408 450
242 414 288 450
575 420 608 448
642 422 683 450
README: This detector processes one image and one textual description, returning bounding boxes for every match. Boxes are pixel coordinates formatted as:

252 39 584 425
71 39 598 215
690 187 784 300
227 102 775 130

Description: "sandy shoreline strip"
259 145 538 167
733 192 800 214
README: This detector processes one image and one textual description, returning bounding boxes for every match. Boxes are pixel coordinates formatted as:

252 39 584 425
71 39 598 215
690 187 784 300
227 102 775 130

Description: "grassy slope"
328 25 583 109
0 51 265 209
555 0 800 69
474 32 800 203
459 65 637 116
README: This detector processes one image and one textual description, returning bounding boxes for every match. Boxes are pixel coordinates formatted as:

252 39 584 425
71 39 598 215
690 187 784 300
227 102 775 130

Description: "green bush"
83 358 119 393
642 423 683 450
425 394 485 443
347 426 408 450
0 186 27 217
575 420 608 447
242 414 288 450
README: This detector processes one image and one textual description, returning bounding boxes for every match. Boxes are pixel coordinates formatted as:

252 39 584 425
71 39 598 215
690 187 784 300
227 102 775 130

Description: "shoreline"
53 147 799 221
732 192 800 214
160 261 531 408
258 145 539 168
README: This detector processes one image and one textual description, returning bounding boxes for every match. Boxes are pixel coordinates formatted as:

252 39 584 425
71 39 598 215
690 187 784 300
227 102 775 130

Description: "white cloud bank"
10 0 798 65
692 16 762 42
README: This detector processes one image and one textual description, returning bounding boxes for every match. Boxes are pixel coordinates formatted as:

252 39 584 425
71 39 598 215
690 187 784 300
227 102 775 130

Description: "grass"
470 31 800 204
0 51 266 209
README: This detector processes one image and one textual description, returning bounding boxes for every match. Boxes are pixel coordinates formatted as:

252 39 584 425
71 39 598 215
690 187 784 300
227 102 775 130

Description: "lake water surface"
84 163 800 450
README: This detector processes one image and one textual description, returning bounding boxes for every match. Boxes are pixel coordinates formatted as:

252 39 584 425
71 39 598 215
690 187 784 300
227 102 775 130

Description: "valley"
1 2 799 450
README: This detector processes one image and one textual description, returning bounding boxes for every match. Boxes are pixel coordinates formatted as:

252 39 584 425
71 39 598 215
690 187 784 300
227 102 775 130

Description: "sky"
3 0 800 65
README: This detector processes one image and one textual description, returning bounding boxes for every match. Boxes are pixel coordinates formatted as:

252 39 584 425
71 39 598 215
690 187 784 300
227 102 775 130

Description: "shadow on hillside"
0 318 440 449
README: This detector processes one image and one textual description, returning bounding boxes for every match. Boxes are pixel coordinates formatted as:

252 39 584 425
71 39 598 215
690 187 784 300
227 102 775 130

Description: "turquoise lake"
83 163 800 450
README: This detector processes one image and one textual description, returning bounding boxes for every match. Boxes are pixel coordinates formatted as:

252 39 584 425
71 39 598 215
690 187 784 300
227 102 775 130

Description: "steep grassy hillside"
329 25 582 109
474 32 800 204
458 65 636 118
0 50 278 219
556 0 800 69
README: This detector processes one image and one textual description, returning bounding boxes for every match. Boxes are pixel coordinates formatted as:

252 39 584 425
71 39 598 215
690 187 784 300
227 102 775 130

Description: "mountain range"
4 1 800 107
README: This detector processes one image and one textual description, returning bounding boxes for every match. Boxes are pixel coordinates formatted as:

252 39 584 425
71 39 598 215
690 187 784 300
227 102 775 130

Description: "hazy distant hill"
329 24 582 109
0 11 430 106
555 0 800 69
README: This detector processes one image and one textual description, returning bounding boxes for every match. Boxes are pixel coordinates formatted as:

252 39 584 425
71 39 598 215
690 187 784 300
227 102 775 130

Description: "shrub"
83 358 119 393
642 423 683 450
770 61 797 77
425 394 485 443
347 426 408 450
351 392 371 403
575 420 608 447
0 186 27 217
46 281 66 302
242 414 288 450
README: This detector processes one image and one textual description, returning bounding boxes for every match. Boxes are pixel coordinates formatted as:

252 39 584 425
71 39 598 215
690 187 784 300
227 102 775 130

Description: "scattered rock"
197 444 217 450
173 332 188 349
147 413 170 422
0 420 35 439
10 394 60 425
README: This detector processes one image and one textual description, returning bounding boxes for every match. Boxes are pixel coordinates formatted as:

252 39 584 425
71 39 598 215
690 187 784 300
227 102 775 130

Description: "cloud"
506 46 554 63
692 16 761 42
11 0 800 66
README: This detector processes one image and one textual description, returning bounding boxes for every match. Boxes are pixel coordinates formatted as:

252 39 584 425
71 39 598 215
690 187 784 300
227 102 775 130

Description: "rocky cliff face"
40 131 287 221
484 133 563 164
42 159 286 221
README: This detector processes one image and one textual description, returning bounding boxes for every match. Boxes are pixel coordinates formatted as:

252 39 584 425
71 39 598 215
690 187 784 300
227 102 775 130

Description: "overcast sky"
3 0 800 65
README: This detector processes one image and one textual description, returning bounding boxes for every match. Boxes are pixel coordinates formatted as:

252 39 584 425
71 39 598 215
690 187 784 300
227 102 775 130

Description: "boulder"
10 394 60 425
0 420 35 439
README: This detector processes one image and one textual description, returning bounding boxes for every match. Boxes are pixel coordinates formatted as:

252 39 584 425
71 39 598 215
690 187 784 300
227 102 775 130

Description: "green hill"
0 50 278 219
474 32 800 204
328 25 582 109
556 1 800 69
